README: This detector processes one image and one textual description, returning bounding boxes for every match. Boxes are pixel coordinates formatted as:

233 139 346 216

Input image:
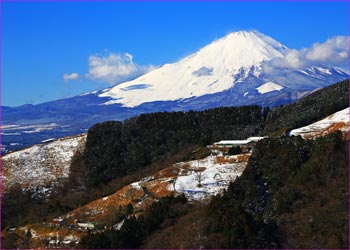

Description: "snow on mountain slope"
2 134 86 199
256 81 284 94
99 30 348 108
99 31 288 107
62 153 249 224
289 107 349 139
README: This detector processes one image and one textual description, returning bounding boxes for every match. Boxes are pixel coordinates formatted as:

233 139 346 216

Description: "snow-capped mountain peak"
180 30 288 69
99 30 289 107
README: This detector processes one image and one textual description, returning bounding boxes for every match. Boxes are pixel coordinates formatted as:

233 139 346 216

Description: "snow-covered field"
171 156 247 201
289 107 349 139
61 152 250 224
2 134 86 198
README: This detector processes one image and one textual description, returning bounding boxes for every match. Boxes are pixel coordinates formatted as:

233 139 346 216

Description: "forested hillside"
77 132 348 249
82 79 348 187
264 79 349 134
83 105 267 186
205 132 348 248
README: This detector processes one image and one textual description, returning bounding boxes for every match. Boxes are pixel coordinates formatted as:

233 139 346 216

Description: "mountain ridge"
2 31 348 153
99 30 347 107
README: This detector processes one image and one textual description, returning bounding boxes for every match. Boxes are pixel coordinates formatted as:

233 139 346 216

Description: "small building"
62 240 72 245
213 139 251 148
208 136 266 153
77 222 95 230
48 239 60 248
51 217 64 227
7 227 16 233
213 137 265 147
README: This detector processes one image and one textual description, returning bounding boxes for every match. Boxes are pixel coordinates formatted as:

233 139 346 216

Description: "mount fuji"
2 31 348 153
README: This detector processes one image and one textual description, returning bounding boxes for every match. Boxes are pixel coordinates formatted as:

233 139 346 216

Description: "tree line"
83 105 266 186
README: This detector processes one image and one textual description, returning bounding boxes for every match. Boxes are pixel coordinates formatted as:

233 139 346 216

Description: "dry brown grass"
303 122 348 140
146 179 175 197
215 156 233 164
237 154 250 162
153 166 180 178
62 175 178 225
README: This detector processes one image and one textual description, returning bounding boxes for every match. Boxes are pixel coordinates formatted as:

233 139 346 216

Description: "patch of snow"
42 138 56 143
290 107 350 138
256 81 284 94
64 235 80 241
1 132 21 136
298 69 310 76
2 125 20 129
79 90 98 96
174 156 247 201
130 182 141 189
2 123 59 134
314 67 332 75
2 134 87 198
247 136 266 142
30 229 39 238
100 99 122 106
113 220 125 231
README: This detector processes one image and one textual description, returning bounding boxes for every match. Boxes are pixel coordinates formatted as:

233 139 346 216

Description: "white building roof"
215 140 251 145
214 137 265 146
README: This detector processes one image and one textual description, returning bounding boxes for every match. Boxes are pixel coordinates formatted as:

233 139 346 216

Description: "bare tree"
195 171 203 188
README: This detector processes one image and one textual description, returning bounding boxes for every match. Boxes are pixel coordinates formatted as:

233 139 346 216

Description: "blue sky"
2 1 349 107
